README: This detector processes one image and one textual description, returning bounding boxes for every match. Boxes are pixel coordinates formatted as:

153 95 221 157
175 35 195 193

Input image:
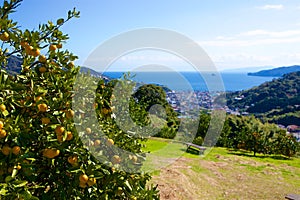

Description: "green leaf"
57 18 64 25
13 180 28 188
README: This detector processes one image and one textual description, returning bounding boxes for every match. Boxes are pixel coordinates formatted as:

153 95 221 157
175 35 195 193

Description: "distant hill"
248 65 300 77
1 55 22 75
226 71 300 126
1 56 110 81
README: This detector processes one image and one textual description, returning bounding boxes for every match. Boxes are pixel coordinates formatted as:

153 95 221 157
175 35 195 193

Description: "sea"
103 71 276 92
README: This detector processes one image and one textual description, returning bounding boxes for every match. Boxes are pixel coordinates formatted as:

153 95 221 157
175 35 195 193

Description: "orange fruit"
66 131 73 141
41 117 50 125
57 134 64 143
12 146 21 155
55 126 65 135
0 121 3 129
25 45 34 55
65 110 75 119
32 48 40 57
87 178 96 186
106 138 114 146
0 32 9 41
56 43 62 49
0 104 6 111
79 182 87 188
85 128 92 134
37 103 48 112
67 155 78 165
131 155 138 163
1 146 11 156
43 148 60 159
35 96 42 102
49 44 57 51
38 55 47 63
39 66 47 73
111 155 121 164
94 139 101 146
20 41 28 48
15 164 22 170
79 174 89 183
0 129 6 138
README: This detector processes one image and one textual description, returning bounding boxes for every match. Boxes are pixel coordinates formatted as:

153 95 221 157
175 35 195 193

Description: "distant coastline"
103 71 275 92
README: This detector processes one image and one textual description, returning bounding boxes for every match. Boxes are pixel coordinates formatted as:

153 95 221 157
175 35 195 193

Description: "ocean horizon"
103 71 276 92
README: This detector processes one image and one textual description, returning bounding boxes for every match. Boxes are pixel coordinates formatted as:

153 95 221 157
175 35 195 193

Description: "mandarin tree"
0 0 159 199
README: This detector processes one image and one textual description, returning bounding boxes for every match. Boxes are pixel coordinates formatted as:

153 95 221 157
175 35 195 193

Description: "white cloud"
240 30 300 38
258 4 284 10
199 29 300 47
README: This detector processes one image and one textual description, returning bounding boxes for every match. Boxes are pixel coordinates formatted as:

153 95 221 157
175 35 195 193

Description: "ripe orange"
0 104 6 111
35 96 42 102
41 117 50 125
55 126 65 135
37 103 48 112
12 146 21 155
57 135 64 143
56 43 63 49
106 138 114 146
0 32 9 41
0 129 6 138
131 155 138 163
94 139 101 146
49 44 57 51
111 155 121 164
32 48 40 57
87 177 96 186
20 41 28 48
79 174 89 183
0 121 3 129
38 55 47 63
65 110 75 119
39 66 47 73
79 182 87 188
43 148 60 159
25 45 34 55
1 146 11 156
66 131 73 141
67 155 78 165
15 164 22 170
85 128 92 134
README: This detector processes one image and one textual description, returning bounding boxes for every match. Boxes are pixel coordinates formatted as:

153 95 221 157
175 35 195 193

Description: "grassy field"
142 138 300 200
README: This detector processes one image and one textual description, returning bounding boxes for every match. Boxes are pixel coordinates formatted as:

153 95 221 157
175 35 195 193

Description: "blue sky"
8 0 300 71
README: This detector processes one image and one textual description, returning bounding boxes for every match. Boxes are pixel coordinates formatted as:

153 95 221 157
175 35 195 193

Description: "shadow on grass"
227 149 291 160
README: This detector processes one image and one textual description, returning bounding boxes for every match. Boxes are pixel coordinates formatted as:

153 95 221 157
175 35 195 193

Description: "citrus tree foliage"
218 115 299 157
0 0 159 199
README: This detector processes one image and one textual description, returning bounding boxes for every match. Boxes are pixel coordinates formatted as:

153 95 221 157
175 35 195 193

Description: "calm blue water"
103 71 276 92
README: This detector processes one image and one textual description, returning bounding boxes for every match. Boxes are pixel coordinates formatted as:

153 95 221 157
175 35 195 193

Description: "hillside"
1 55 110 81
226 71 300 126
248 65 300 77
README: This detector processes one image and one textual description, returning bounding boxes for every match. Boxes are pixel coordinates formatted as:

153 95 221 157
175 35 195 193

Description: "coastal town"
165 90 300 142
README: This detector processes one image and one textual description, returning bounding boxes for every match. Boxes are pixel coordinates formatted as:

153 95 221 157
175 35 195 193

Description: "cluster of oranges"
78 174 96 188
55 125 73 143
20 41 40 57
0 120 6 139
1 145 21 156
